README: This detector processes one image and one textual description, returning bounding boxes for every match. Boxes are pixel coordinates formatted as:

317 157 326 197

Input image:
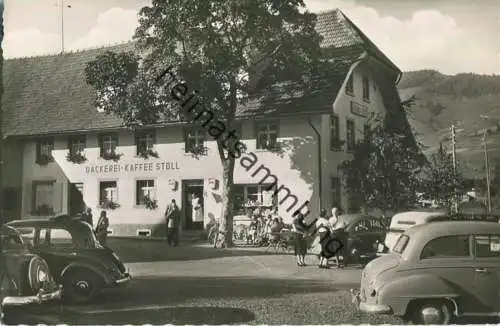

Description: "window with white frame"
233 184 277 214
346 119 356 151
331 177 341 207
68 135 86 155
256 122 278 149
136 180 156 205
362 76 370 102
99 181 118 205
345 74 354 95
184 127 206 153
36 138 54 163
99 134 118 157
136 131 155 155
32 181 54 216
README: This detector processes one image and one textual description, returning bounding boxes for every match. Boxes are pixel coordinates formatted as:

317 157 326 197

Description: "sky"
3 0 500 74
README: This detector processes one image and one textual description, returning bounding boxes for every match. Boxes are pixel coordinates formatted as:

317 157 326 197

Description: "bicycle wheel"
215 232 226 248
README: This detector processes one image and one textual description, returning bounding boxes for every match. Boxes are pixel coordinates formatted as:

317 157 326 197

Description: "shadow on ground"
108 238 288 263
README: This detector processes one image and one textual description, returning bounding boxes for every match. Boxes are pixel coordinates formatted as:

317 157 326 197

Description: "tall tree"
84 0 323 246
339 114 423 214
423 143 465 210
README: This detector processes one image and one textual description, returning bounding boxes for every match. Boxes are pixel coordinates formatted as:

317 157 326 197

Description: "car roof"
405 220 500 238
391 210 447 224
7 216 85 229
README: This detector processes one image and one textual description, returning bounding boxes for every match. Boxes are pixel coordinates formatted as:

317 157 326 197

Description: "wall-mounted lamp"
168 179 178 191
208 178 219 190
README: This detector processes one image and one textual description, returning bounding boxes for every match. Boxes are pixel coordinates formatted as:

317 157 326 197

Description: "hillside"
398 70 500 178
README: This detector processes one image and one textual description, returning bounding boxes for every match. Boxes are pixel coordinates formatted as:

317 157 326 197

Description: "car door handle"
474 268 489 274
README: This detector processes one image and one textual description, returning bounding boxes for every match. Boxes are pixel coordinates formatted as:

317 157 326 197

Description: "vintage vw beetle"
352 221 500 324
0 225 62 323
7 215 131 304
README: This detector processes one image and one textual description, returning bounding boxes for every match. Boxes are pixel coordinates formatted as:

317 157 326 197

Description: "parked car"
352 221 500 324
381 210 500 254
7 215 131 304
1 225 62 323
334 214 387 263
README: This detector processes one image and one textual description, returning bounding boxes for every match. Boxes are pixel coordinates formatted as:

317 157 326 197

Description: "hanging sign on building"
85 161 180 174
350 101 369 117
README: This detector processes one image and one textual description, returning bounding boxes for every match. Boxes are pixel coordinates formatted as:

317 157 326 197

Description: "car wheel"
412 300 452 325
63 268 100 304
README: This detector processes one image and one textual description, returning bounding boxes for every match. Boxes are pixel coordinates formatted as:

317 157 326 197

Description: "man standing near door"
165 199 180 246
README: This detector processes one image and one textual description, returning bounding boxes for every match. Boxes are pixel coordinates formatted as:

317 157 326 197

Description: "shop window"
233 184 277 214
135 130 156 155
346 119 356 151
136 179 156 205
362 76 370 102
184 127 206 154
345 74 354 95
331 177 341 207
420 235 470 259
35 138 54 164
32 181 55 216
99 181 118 206
256 122 278 150
99 133 118 157
68 135 86 155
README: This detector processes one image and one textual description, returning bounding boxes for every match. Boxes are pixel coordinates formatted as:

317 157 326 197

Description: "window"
354 218 385 232
99 134 118 157
233 184 278 214
48 228 73 247
32 181 54 216
393 235 409 254
345 74 354 95
36 138 54 163
136 180 156 205
99 181 118 205
474 235 500 258
420 235 470 259
331 177 341 207
256 122 278 150
136 130 155 155
184 127 206 154
330 115 341 151
68 135 86 156
364 124 371 142
346 119 355 151
362 76 370 102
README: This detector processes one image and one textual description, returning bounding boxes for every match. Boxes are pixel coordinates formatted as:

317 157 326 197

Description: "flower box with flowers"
330 139 345 151
99 201 120 210
36 154 53 166
66 151 87 164
143 196 158 210
188 145 208 156
102 151 122 161
138 148 159 159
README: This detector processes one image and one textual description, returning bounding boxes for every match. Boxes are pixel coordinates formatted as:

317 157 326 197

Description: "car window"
16 227 35 246
474 235 500 258
421 235 470 259
48 228 74 248
393 235 409 254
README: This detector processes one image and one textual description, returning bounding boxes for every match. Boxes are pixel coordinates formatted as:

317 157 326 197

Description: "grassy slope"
397 70 500 178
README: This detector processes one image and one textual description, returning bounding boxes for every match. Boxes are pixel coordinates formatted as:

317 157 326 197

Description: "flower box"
66 151 87 164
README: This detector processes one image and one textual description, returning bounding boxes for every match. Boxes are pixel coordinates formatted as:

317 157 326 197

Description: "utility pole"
59 0 71 53
483 130 492 212
451 124 458 213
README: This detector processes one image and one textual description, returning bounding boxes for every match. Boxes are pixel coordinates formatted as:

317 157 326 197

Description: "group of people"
247 208 290 245
292 206 347 269
79 208 110 246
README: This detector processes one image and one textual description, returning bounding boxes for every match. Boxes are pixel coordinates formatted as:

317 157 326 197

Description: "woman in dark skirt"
292 213 308 266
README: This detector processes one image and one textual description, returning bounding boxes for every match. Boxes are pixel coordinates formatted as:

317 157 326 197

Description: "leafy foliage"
36 154 53 166
339 114 423 212
143 196 158 210
66 151 87 164
422 143 466 210
84 0 324 246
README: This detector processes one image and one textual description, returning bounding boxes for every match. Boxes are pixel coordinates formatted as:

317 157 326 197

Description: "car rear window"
393 235 409 254
474 235 500 258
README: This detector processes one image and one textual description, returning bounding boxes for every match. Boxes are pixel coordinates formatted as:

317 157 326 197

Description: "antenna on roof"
56 0 72 53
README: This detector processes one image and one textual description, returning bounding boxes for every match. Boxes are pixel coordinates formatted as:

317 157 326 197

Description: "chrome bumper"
350 289 392 314
2 285 62 307
114 273 132 285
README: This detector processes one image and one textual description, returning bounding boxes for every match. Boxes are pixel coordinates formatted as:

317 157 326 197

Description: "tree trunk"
220 157 235 247
0 3 4 254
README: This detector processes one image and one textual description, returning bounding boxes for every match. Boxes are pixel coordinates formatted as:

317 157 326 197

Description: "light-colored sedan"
352 221 500 324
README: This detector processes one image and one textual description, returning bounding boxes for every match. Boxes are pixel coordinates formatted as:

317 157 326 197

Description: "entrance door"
182 180 204 230
68 183 85 216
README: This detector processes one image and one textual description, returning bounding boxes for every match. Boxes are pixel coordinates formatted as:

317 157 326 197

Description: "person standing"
314 208 332 269
95 211 109 247
191 193 203 223
329 206 340 228
165 199 180 246
82 208 93 226
292 213 308 266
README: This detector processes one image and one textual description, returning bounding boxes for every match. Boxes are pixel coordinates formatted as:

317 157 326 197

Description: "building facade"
1 9 406 236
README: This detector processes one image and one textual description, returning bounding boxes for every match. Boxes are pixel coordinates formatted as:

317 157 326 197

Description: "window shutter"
183 128 189 153
114 133 119 146
52 182 62 214
254 122 259 148
98 135 104 156
26 182 34 215
134 132 140 155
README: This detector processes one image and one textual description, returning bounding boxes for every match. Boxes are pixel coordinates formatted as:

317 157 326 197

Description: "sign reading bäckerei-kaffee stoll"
85 161 180 174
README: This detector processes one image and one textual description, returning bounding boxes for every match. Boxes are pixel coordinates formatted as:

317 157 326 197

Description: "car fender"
61 261 112 285
378 273 459 316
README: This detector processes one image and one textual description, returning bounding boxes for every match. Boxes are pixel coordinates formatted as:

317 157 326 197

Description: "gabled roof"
2 9 399 138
